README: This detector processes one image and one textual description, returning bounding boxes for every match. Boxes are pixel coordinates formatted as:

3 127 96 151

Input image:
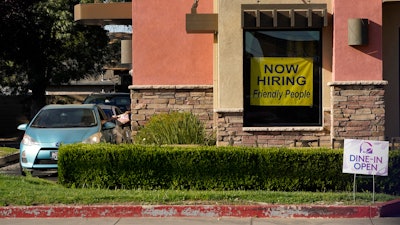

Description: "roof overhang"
74 2 131 26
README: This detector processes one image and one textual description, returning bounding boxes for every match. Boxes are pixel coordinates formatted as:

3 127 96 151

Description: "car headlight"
21 134 39 146
82 132 102 144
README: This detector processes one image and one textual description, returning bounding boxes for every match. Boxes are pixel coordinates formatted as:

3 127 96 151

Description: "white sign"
343 139 389 176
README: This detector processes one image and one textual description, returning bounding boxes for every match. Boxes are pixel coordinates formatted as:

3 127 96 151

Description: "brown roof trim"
74 2 131 26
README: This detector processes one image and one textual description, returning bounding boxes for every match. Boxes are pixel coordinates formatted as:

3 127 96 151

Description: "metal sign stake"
373 175 375 204
353 174 356 203
352 174 376 204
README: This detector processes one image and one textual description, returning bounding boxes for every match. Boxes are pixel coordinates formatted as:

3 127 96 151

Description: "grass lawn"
0 147 18 157
0 174 397 207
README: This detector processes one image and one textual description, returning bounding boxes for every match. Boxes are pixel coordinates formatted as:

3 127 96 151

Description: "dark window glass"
243 30 322 126
31 108 97 128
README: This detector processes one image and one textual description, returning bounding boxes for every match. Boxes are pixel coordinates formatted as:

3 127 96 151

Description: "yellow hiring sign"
250 57 313 106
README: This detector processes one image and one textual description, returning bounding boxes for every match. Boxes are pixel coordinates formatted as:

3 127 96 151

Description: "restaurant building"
75 0 400 147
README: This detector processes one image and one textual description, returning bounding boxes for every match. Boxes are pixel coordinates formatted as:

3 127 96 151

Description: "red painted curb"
0 205 381 218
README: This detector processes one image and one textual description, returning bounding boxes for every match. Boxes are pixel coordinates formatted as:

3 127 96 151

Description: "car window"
31 108 97 128
115 97 130 105
83 94 131 111
96 106 109 122
85 97 106 104
102 108 114 119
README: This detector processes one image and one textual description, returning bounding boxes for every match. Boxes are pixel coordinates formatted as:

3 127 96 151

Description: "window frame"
243 29 323 127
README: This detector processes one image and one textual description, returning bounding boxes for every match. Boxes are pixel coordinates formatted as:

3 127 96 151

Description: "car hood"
25 127 100 145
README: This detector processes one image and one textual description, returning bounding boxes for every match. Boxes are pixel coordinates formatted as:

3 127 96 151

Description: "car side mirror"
17 124 28 131
102 121 116 130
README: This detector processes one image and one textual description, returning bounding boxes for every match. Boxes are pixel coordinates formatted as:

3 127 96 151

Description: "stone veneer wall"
329 81 387 141
215 110 331 147
129 85 214 137
129 81 387 147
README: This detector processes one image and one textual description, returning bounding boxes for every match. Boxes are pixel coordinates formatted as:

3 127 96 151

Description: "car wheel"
20 163 26 176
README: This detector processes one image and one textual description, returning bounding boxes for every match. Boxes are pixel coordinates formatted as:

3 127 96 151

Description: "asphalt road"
0 162 20 175
0 162 58 181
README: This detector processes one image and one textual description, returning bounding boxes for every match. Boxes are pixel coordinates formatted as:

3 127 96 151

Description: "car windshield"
30 108 97 128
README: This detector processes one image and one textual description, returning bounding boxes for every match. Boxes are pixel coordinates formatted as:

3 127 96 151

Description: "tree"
0 0 110 116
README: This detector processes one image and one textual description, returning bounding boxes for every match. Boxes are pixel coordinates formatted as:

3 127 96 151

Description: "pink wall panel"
333 0 382 81
132 0 214 85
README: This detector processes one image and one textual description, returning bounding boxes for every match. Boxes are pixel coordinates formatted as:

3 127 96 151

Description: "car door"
96 106 116 143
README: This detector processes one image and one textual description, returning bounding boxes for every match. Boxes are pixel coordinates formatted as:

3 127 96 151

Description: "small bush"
134 112 214 145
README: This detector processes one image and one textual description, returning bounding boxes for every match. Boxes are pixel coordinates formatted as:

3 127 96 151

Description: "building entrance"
383 2 400 139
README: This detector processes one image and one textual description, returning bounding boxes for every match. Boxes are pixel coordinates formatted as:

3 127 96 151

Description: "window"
31 108 97 128
243 30 322 127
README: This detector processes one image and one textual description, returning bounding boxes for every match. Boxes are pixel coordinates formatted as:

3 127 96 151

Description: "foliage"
0 0 110 114
58 144 400 195
134 112 214 146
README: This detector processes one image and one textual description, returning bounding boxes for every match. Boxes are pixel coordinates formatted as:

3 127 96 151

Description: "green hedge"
58 144 400 194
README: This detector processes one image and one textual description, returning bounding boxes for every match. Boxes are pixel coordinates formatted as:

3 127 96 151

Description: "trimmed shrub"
58 144 400 195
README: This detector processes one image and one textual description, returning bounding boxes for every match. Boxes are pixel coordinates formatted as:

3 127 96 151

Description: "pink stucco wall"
333 0 382 81
132 0 214 85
